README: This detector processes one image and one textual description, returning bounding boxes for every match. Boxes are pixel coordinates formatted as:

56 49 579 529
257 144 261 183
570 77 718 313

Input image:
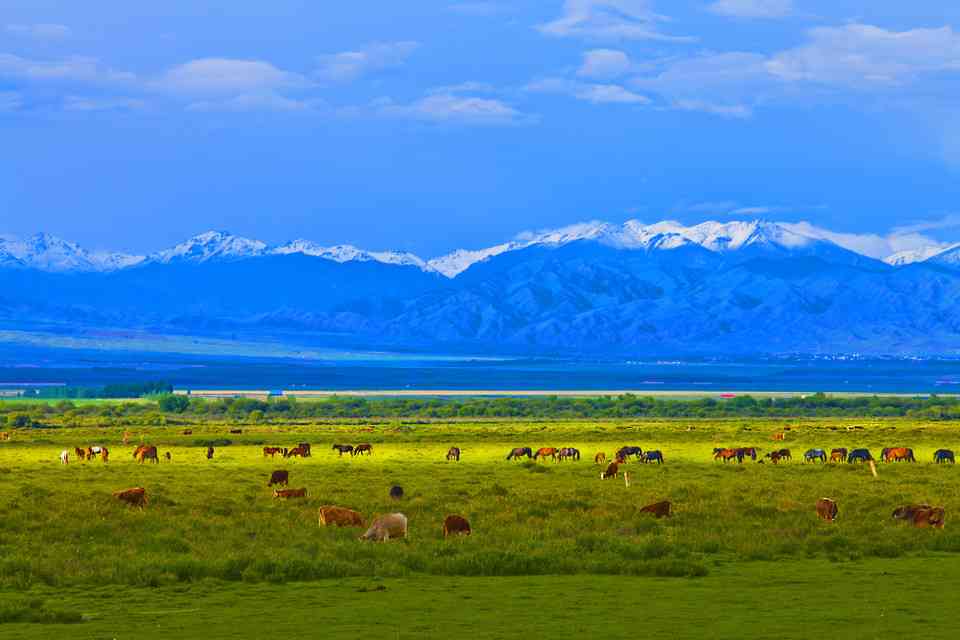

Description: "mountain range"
3 220 960 356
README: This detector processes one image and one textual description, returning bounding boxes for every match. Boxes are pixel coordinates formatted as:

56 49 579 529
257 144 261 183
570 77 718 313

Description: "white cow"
359 513 408 541
59 450 69 465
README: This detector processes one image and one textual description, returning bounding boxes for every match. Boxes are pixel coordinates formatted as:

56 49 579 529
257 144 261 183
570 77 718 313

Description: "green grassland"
1 417 958 637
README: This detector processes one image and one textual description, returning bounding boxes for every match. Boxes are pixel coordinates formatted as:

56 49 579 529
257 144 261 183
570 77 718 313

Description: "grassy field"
0 417 957 636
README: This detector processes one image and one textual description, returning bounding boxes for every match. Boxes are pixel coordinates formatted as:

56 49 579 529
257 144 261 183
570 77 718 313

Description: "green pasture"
0 417 957 636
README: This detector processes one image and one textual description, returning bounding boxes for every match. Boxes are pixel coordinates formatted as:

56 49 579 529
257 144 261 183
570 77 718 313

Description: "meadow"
1 415 958 637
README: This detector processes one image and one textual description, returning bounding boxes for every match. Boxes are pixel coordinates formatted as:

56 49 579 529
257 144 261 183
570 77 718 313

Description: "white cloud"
6 23 71 39
538 0 692 42
766 24 960 87
152 58 310 96
890 214 960 236
63 96 146 112
528 76 649 104
707 0 792 19
187 92 319 113
0 54 136 85
0 91 22 111
781 221 950 259
427 81 498 95
316 41 419 83
577 49 632 79
378 93 528 125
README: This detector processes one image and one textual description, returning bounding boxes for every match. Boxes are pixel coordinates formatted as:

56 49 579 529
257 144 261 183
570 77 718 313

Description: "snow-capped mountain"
926 244 960 269
273 240 429 270
149 231 267 264
884 245 955 267
0 232 144 272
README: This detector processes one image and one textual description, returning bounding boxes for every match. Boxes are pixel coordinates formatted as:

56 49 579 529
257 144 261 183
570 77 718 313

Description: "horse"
133 445 159 464
284 446 307 458
263 447 283 457
601 461 619 479
100 447 109 462
206 446 215 460
772 432 785 441
74 447 86 461
713 448 742 463
507 447 532 460
534 447 558 461
446 447 461 461
557 447 580 461
164 451 172 461
803 448 826 463
883 447 915 463
297 443 312 457
332 444 354 457
594 452 606 465
59 450 69 465
616 446 643 461
934 449 956 464
830 448 847 463
353 444 373 456
642 450 664 464
764 449 789 464
847 448 872 463
737 447 759 461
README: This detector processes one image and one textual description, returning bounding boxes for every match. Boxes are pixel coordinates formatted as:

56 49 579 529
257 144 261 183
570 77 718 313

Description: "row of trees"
4 392 960 421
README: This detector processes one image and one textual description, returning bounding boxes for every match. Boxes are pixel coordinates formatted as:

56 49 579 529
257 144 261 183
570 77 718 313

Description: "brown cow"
133 445 158 464
360 513 408 541
443 515 472 537
816 498 838 522
273 488 306 499
601 461 619 479
913 507 946 529
639 500 672 518
594 452 606 465
113 487 147 508
268 470 289 487
318 506 364 528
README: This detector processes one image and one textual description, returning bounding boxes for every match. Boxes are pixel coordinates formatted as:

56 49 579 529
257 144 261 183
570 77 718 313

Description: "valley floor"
4 557 958 639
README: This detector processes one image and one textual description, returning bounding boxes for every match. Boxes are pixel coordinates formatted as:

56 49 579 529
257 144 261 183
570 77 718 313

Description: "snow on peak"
151 231 267 264
0 232 144 272
273 240 429 270
885 245 954 266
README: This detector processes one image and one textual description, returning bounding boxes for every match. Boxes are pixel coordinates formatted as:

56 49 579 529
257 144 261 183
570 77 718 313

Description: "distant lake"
0 345 959 394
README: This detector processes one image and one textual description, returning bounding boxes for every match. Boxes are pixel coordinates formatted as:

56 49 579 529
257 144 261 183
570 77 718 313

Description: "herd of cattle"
47 436 952 535
711 446 956 464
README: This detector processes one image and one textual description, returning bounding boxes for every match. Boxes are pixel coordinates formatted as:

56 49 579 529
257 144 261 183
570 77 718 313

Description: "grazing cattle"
507 447 532 460
353 444 373 456
594 452 606 465
133 445 159 464
206 446 215 460
639 500 671 518
913 507 946 529
113 487 147 507
182 429 193 436
617 446 643 461
263 447 283 458
59 449 69 465
284 446 307 458
446 447 461 461
389 485 404 500
443 515 472 537
360 513 408 542
273 488 307 499
803 449 826 463
557 447 581 461
816 498 838 522
934 449 956 464
601 461 619 479
882 447 915 463
892 504 932 521
164 452 171 461
713 448 742 463
230 428 243 434
534 447 558 461
268 470 289 487
830 448 847 463
332 444 354 457
74 447 87 461
847 449 872 463
642 450 664 464
318 506 364 528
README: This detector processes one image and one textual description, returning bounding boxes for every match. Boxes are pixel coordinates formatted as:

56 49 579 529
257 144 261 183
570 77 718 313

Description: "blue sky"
2 0 960 257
